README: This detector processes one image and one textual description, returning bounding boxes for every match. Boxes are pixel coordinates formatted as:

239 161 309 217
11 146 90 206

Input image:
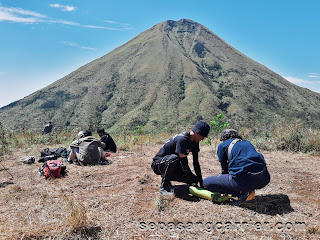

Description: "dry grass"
0 126 319 239
154 195 175 213
0 142 320 239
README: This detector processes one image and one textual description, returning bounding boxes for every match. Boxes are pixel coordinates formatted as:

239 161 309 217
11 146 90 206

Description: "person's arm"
70 139 80 148
179 153 192 184
192 151 203 188
179 153 190 181
176 136 195 183
97 140 106 149
217 144 229 174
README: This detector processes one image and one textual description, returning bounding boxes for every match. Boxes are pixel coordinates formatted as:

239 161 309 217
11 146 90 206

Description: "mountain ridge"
1 19 319 132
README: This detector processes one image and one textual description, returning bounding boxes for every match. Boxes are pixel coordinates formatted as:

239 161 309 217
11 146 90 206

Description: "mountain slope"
1 19 319 132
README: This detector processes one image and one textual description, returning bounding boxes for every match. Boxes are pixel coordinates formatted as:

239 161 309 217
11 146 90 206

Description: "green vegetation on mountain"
1 19 319 132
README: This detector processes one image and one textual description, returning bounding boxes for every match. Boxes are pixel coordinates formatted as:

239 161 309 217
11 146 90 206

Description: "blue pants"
203 168 270 197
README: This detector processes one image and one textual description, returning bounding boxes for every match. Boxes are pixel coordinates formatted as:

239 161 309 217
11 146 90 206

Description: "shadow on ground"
174 185 294 216
173 185 200 202
238 194 294 215
64 226 102 240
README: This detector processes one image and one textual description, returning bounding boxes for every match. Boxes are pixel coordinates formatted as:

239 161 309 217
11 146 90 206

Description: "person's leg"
151 155 182 196
69 147 81 165
98 149 110 165
160 155 181 188
203 174 241 196
237 168 271 191
253 168 271 190
151 155 181 187
100 149 107 161
68 147 77 161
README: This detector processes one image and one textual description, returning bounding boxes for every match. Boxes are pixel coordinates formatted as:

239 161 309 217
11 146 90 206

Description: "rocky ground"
0 144 319 239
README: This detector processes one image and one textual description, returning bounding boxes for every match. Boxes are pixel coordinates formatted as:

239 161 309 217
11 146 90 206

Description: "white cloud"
83 25 122 30
0 5 132 31
283 76 313 84
104 20 118 24
104 20 133 28
283 76 320 84
308 73 319 78
49 4 76 12
0 6 46 18
63 41 96 50
0 6 46 23
47 19 79 26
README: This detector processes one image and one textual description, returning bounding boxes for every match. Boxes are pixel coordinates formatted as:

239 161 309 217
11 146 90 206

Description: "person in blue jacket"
203 129 270 204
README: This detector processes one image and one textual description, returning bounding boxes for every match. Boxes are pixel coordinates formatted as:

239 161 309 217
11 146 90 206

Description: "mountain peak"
156 19 202 33
0 19 319 131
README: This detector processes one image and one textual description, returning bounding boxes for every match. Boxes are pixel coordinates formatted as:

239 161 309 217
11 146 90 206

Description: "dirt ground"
0 144 319 240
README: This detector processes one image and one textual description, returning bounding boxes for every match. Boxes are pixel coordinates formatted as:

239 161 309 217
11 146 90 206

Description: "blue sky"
0 0 319 108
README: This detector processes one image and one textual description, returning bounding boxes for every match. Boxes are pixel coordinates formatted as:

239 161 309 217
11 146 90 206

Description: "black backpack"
39 147 69 162
40 147 68 158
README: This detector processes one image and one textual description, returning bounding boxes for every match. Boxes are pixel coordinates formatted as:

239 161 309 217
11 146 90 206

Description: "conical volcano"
1 19 319 132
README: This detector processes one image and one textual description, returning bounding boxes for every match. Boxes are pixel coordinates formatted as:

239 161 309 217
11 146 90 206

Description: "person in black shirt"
97 129 117 153
42 122 53 134
151 121 210 196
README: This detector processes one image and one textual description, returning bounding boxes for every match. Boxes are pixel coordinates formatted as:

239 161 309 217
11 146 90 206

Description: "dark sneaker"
211 193 233 203
159 186 174 196
167 182 174 189
66 159 73 164
99 160 110 165
234 190 255 205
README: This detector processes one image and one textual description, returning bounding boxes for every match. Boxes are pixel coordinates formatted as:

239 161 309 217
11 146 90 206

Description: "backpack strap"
228 139 241 160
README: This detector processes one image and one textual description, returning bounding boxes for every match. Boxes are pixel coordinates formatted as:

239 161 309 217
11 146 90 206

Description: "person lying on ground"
203 129 271 204
151 121 210 196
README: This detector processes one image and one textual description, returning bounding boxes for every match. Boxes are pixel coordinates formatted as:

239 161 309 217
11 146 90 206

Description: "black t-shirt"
154 132 200 158
100 134 117 152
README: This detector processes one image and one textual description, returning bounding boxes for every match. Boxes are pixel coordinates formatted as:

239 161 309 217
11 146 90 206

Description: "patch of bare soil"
0 144 319 239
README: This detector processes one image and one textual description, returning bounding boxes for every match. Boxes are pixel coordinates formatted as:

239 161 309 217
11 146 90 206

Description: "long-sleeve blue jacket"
217 139 267 177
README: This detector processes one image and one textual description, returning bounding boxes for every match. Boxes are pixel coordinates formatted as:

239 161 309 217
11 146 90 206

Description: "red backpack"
39 160 67 178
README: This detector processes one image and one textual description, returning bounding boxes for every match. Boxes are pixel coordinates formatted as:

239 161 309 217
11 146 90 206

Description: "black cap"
192 121 210 137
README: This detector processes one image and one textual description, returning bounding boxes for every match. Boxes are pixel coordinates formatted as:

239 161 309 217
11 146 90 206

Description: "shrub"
193 42 205 57
0 122 8 161
272 121 309 152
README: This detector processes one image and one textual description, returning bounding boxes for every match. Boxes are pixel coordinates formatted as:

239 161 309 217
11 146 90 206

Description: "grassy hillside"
1 19 319 132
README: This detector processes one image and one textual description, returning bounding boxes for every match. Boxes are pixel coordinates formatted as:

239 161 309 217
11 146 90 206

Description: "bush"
0 122 8 161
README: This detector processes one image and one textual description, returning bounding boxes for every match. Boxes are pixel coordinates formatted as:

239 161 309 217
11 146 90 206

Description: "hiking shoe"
211 193 233 203
159 186 174 196
234 190 255 205
66 159 73 164
167 182 174 189
99 160 110 165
